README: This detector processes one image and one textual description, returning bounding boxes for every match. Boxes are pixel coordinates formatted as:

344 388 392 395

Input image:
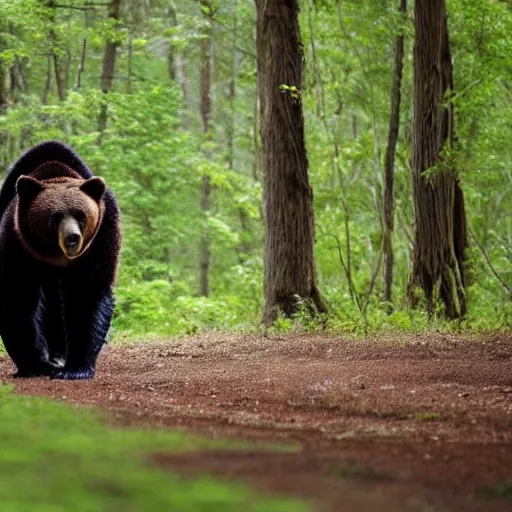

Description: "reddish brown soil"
2 332 512 511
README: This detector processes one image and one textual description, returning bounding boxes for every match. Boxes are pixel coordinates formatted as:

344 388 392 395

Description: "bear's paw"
52 368 95 380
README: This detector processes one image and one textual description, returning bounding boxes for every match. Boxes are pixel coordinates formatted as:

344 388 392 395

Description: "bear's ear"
16 175 44 201
80 177 106 202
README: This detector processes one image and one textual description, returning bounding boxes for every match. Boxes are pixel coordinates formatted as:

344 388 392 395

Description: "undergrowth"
110 285 511 340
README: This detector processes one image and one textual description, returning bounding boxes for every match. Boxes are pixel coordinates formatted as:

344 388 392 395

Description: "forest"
0 0 511 339
1 2 512 511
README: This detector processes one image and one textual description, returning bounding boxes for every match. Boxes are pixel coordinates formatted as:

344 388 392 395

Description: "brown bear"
0 140 121 380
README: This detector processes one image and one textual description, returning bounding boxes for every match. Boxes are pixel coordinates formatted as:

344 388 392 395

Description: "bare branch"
52 3 110 9
469 225 511 297
322 233 363 316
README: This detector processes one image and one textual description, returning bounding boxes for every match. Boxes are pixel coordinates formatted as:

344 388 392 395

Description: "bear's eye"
71 210 85 229
50 212 63 228
72 210 86 225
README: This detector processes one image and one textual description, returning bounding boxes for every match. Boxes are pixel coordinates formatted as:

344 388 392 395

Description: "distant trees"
45 1 67 103
0 0 510 334
409 0 467 319
255 0 326 324
98 0 122 143
383 0 406 314
199 0 214 297
0 24 6 112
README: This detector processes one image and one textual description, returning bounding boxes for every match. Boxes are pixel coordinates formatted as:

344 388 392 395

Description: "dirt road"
2 332 512 511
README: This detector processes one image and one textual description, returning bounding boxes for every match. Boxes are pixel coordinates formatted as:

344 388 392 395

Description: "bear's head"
14 174 106 265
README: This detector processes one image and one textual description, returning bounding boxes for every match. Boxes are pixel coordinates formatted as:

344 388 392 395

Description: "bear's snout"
58 216 83 258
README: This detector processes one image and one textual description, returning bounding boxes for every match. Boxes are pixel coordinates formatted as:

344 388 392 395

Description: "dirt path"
2 332 512 511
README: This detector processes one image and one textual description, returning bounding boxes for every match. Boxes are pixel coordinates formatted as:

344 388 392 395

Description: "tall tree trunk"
256 0 327 324
409 0 467 319
175 54 188 101
167 5 177 82
42 56 53 104
98 0 121 144
167 6 188 121
0 68 6 111
226 0 238 171
252 89 261 183
46 1 66 102
15 58 29 94
52 52 66 102
76 0 90 91
199 0 214 297
226 1 250 262
383 0 406 314
0 27 8 169
0 29 7 111
127 28 133 93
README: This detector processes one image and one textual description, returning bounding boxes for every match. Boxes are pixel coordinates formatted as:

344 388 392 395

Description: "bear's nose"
59 216 83 258
65 233 80 249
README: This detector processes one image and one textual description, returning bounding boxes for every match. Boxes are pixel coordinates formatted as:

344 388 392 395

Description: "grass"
326 463 392 482
414 412 441 422
479 481 512 500
0 384 308 512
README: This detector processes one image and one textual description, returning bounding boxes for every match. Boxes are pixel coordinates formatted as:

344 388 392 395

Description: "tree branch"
469 224 511 297
52 3 110 9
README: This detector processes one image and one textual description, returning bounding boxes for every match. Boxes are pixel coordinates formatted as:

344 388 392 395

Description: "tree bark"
76 38 87 90
98 0 121 143
0 29 7 110
167 5 177 82
0 66 6 111
46 1 66 102
199 0 214 297
383 0 406 314
0 26 7 168
127 28 133 93
256 0 327 324
199 174 211 297
76 2 89 90
409 0 468 319
199 5 212 133
226 0 238 171
42 55 53 104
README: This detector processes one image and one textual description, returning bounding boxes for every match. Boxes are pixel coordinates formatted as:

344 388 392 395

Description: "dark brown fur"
15 166 107 268
0 141 121 380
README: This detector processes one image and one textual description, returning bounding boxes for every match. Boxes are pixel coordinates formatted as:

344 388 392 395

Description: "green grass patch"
0 385 308 512
326 463 392 482
479 481 512 500
414 412 441 422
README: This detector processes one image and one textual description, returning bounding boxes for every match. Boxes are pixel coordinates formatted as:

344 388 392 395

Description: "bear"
0 140 121 380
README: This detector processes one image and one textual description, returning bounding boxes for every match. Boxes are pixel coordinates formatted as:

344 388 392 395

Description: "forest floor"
2 332 512 512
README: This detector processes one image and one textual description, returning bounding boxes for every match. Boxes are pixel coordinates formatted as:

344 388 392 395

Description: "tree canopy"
0 0 510 337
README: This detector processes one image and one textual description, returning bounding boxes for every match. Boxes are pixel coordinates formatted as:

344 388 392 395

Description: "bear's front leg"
0 254 54 378
39 270 67 368
0 303 55 378
53 288 114 380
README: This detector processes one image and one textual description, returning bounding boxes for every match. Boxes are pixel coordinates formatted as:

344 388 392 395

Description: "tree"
0 0 510 336
98 0 122 143
383 0 407 313
45 0 66 102
199 0 214 297
256 0 326 324
0 25 6 111
409 0 468 319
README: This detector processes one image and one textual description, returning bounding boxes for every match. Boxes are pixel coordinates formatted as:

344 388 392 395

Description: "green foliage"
479 481 512 500
0 385 307 511
0 0 510 338
414 412 441 422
